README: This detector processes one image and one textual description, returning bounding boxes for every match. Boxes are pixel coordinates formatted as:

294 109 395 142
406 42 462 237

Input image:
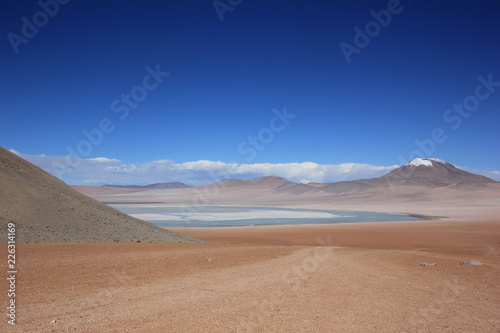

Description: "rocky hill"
0 147 201 243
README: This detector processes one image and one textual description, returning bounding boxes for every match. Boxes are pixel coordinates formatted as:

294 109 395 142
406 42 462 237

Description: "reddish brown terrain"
3 235 499 332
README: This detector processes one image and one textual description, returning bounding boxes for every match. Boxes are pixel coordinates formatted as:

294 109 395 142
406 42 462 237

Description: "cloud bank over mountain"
10 150 500 186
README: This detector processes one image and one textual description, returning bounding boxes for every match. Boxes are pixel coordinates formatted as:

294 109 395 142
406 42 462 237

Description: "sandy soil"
170 220 500 249
2 219 499 332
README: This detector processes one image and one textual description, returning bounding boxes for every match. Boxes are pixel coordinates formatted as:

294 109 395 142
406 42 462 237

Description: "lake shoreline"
110 204 424 227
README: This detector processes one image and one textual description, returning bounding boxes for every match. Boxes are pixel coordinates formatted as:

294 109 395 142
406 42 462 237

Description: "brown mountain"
103 182 191 189
378 158 495 187
0 147 200 243
212 176 293 188
274 158 496 195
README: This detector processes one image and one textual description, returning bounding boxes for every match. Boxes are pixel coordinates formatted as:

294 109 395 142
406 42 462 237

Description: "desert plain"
3 175 500 333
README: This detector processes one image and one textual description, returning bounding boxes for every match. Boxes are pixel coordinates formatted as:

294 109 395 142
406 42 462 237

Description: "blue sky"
2 0 500 185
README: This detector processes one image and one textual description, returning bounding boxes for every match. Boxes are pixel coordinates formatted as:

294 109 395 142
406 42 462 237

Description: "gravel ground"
2 242 499 332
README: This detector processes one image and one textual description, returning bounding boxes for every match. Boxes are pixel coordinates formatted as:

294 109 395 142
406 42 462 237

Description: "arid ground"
3 181 500 332
3 221 500 332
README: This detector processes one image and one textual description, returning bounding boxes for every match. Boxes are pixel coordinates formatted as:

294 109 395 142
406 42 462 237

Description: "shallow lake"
110 205 421 227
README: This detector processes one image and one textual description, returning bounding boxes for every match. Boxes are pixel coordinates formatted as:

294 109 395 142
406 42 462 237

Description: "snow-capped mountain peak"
427 158 446 164
406 158 446 167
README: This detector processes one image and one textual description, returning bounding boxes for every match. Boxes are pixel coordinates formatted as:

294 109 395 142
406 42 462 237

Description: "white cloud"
9 150 500 185
88 157 121 163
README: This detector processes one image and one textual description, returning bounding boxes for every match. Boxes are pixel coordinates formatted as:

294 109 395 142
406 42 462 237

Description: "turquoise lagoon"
110 205 421 227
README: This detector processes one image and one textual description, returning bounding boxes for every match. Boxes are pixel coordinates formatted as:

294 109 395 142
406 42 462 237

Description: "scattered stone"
206 258 219 261
420 263 437 266
460 260 482 265
50 318 58 324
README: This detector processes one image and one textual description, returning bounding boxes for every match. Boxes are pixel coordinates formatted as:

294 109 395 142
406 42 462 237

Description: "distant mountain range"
103 182 191 189
75 157 500 212
272 158 497 195
104 158 496 195
207 176 292 188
